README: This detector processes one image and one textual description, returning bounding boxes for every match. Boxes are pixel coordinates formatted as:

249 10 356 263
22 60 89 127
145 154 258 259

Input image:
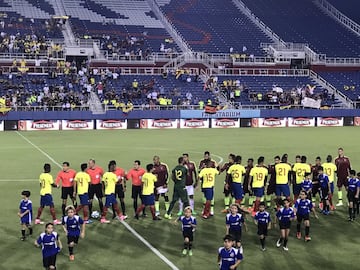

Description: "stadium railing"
8 102 346 112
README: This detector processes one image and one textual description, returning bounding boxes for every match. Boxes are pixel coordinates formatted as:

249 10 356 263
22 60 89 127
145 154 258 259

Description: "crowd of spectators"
204 76 334 108
0 15 64 57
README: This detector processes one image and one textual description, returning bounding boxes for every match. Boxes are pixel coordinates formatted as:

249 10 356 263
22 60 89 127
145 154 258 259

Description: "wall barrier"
1 117 358 131
1 109 360 131
2 109 360 121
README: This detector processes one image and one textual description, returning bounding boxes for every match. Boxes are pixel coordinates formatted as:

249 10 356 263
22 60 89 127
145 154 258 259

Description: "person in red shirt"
86 159 104 215
335 148 351 206
126 160 146 216
111 160 127 219
56 162 77 216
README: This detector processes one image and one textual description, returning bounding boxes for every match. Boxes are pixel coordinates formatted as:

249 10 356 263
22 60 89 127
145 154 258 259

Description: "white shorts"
156 186 168 195
186 185 194 196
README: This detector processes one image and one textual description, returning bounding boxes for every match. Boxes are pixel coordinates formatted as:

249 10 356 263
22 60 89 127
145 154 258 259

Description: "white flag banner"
301 97 321 109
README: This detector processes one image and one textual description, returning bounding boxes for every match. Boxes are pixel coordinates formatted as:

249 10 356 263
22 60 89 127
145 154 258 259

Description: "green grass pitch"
0 127 359 270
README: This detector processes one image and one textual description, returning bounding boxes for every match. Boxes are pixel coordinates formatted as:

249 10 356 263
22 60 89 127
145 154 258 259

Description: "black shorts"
305 191 312 201
297 214 309 222
347 191 357 203
61 187 74 200
229 229 242 242
312 184 320 195
320 188 329 200
67 235 79 245
89 184 103 199
257 223 268 236
183 231 194 242
266 179 276 195
243 177 250 194
279 221 291 230
132 185 142 199
43 254 57 268
115 185 125 199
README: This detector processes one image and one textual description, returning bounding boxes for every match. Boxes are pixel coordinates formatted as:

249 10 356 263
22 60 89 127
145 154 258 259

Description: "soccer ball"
91 211 100 219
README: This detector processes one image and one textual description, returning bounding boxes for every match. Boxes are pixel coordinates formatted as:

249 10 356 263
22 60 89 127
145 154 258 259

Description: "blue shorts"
142 194 155 206
252 187 264 198
40 194 54 207
293 184 302 196
203 187 214 201
231 182 244 200
105 194 117 207
330 182 334 194
20 214 32 225
79 194 89 205
275 184 290 197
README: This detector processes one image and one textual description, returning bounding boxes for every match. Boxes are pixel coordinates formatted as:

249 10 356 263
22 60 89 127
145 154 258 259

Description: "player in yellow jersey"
322 155 337 210
275 156 292 204
227 156 246 206
135 164 161 221
35 163 60 225
292 156 311 201
249 156 268 214
73 163 91 224
199 160 219 219
100 161 126 223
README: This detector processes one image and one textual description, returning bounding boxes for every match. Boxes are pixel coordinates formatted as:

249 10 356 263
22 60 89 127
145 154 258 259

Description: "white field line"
15 131 180 270
0 179 38 182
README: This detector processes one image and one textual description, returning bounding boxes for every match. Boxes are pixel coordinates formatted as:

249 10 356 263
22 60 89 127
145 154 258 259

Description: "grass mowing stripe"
15 131 180 270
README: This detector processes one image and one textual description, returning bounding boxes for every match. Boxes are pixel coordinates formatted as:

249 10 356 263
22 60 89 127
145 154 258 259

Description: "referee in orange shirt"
56 162 77 216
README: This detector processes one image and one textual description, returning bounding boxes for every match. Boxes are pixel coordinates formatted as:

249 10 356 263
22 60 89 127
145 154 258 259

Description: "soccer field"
0 128 359 270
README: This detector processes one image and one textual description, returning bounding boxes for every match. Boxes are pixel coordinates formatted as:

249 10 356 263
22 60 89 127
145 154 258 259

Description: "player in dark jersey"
311 157 322 208
179 154 198 215
153 156 170 216
198 151 219 171
346 170 359 221
335 148 351 206
220 154 235 213
198 151 219 216
266 156 280 208
243 158 254 210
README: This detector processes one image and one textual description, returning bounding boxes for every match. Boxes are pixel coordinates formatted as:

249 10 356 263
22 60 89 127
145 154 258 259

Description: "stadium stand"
0 0 358 111
98 73 214 108
62 0 177 54
241 0 360 57
211 75 336 108
326 0 360 24
156 0 272 54
318 71 360 101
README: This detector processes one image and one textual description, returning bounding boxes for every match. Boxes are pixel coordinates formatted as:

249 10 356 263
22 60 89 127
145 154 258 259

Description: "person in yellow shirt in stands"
73 163 92 224
135 164 161 221
275 155 292 206
292 156 311 201
249 156 268 215
227 156 246 206
199 160 219 219
322 155 337 210
35 163 60 225
132 79 138 90
100 161 126 223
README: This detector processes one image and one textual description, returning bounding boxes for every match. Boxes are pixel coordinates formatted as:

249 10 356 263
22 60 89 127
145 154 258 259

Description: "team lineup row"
18 148 359 270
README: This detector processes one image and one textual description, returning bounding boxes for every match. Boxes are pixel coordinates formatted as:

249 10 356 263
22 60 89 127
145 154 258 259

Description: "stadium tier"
326 0 360 24
318 71 360 101
216 75 337 107
241 0 360 57
0 72 214 109
156 0 272 54
62 0 176 53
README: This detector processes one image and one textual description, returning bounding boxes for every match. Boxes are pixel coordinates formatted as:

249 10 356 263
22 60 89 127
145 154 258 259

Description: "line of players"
18 148 360 270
